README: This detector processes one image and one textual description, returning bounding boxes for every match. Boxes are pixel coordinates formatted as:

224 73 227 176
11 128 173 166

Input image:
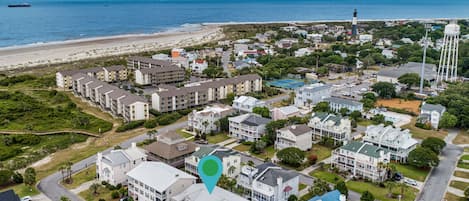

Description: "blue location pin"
197 155 223 194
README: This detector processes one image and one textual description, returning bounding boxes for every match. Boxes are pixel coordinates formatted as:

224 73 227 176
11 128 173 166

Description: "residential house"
127 162 196 201
190 59 208 74
323 97 364 113
308 112 351 144
134 65 185 86
295 48 314 57
308 190 346 201
275 124 313 151
237 163 299 201
294 83 332 108
152 74 262 112
307 34 323 43
145 132 197 167
0 190 20 201
276 38 299 49
228 113 271 142
96 143 147 185
332 141 391 182
419 102 446 129
381 49 395 59
359 34 373 43
127 56 173 69
363 124 418 162
171 48 186 58
171 184 248 201
281 26 298 32
295 29 308 37
185 146 241 178
188 104 234 134
232 95 267 113
271 106 301 120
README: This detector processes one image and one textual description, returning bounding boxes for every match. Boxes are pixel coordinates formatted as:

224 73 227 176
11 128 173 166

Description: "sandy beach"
0 25 223 72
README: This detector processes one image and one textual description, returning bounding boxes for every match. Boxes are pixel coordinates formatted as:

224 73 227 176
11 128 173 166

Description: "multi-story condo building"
172 184 248 201
188 104 234 134
323 97 364 113
237 163 299 201
185 146 241 178
271 106 301 120
419 102 446 129
56 65 127 88
363 124 418 162
127 56 173 69
228 113 271 142
294 83 332 108
308 112 351 144
275 124 312 151
145 131 197 167
134 65 185 86
127 162 196 201
71 73 149 122
232 95 267 113
152 74 262 112
96 143 146 186
332 141 391 182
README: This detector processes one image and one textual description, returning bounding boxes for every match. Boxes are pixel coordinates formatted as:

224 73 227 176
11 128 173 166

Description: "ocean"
0 0 468 48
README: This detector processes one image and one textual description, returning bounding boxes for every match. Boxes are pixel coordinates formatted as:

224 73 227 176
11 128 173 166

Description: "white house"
381 49 395 59
188 104 234 134
276 38 299 49
294 83 332 108
275 124 313 151
96 143 146 186
232 96 267 113
127 162 196 201
271 105 301 120
294 48 314 57
308 112 351 144
228 113 271 142
185 146 241 178
307 34 323 43
419 102 446 129
190 59 208 74
171 184 248 201
363 124 418 162
359 34 373 43
331 141 390 182
323 97 364 113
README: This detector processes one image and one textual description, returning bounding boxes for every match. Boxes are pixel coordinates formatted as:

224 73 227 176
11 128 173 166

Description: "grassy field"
357 119 374 127
4 184 40 198
308 145 333 162
78 184 118 201
346 181 418 201
252 146 276 160
453 131 469 145
458 160 469 169
461 155 469 161
375 98 421 114
445 192 464 201
207 133 231 144
61 165 96 189
394 163 430 182
299 183 307 191
233 144 250 152
402 118 448 140
176 129 194 139
309 169 345 184
450 181 469 191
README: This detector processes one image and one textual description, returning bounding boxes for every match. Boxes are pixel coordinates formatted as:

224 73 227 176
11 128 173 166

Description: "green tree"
309 179 331 197
217 116 230 132
277 147 305 167
439 112 458 128
24 167 36 188
408 147 439 168
372 114 385 124
385 181 397 198
89 183 100 195
371 82 396 99
226 93 236 104
464 187 469 199
253 106 270 118
360 191 375 201
335 181 348 198
0 170 13 186
398 73 421 89
264 119 289 145
60 196 71 201
339 108 349 116
313 102 330 113
12 172 23 184
316 67 329 76
350 110 362 121
421 137 446 154
288 195 298 201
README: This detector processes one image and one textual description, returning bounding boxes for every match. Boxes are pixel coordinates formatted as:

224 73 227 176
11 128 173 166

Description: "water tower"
437 21 460 83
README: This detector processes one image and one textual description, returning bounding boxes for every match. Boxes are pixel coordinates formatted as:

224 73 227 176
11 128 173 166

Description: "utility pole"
420 24 431 94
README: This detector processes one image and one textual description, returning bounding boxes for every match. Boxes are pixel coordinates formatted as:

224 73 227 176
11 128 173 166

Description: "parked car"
393 172 403 181
404 178 417 186
21 196 32 201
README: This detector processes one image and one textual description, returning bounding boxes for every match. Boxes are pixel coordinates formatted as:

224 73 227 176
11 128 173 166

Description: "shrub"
308 154 318 165
116 120 145 132
277 147 305 167
111 191 120 199
12 172 23 184
143 119 158 129
155 113 182 126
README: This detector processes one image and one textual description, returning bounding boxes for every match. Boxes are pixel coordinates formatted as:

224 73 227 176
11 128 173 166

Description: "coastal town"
0 9 469 201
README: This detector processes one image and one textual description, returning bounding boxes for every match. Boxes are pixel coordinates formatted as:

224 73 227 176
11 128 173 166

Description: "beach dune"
0 25 223 72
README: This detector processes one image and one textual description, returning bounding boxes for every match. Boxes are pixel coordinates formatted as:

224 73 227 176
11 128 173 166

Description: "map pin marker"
197 155 223 194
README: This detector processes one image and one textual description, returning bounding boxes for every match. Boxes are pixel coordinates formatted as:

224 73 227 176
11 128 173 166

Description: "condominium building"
188 104 234 134
152 74 262 112
127 56 173 69
127 162 196 201
134 65 185 86
294 83 332 108
332 141 390 182
419 102 446 129
172 184 248 201
275 124 312 151
144 131 197 167
185 146 241 178
323 97 364 113
363 124 418 162
96 143 146 185
228 113 271 142
237 162 299 201
232 95 267 113
103 65 129 82
71 73 149 122
56 65 128 88
308 112 351 144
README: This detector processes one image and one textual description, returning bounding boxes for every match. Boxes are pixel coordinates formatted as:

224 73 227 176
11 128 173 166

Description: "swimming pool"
268 79 305 89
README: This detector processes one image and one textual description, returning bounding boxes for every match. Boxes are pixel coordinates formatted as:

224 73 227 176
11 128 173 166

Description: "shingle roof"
103 65 126 71
279 124 312 136
377 62 437 80
120 94 148 105
128 56 173 66
138 65 184 74
324 97 363 107
0 190 20 201
277 106 300 115
102 150 130 166
145 133 196 160
421 103 446 114
340 141 388 158
240 114 271 126
256 167 298 187
172 184 248 201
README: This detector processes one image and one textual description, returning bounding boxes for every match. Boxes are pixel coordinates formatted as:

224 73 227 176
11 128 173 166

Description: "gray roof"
421 103 446 114
241 114 271 126
297 83 331 93
279 124 312 136
138 65 184 74
312 112 344 126
128 56 173 66
192 146 217 158
212 149 238 159
340 141 389 158
102 150 130 166
120 94 148 105
108 89 128 99
0 190 20 201
377 62 437 80
97 84 117 94
71 73 87 80
256 167 298 187
88 80 105 89
103 65 126 71
324 97 363 107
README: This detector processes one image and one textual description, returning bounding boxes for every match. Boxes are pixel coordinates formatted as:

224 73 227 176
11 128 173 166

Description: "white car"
21 196 32 201
404 178 417 186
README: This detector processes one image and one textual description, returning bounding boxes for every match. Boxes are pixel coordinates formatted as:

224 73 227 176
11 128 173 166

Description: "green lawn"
252 146 276 160
299 183 307 191
454 171 469 179
445 192 465 201
458 161 469 169
357 119 374 127
394 163 430 182
207 133 231 144
61 165 97 189
300 191 315 201
4 184 40 198
461 155 469 161
233 144 250 152
309 170 345 184
346 181 418 201
450 181 469 191
78 184 115 201
464 147 469 153
308 144 333 162
176 129 194 139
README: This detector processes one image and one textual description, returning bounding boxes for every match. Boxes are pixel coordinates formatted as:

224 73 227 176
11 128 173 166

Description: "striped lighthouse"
352 9 358 36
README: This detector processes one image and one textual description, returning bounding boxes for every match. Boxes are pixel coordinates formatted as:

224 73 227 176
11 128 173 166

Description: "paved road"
221 49 232 77
417 130 463 201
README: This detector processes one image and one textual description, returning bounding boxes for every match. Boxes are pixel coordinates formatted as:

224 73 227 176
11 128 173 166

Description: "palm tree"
397 182 407 199
201 121 209 134
385 181 396 198
59 165 66 182
89 183 100 195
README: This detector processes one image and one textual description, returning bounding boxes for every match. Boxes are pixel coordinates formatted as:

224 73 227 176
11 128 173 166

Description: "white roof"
124 145 147 161
233 96 265 106
276 106 300 115
364 124 418 150
126 162 196 191
172 184 248 201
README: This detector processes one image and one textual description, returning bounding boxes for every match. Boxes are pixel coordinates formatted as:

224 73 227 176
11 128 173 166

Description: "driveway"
221 49 232 77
